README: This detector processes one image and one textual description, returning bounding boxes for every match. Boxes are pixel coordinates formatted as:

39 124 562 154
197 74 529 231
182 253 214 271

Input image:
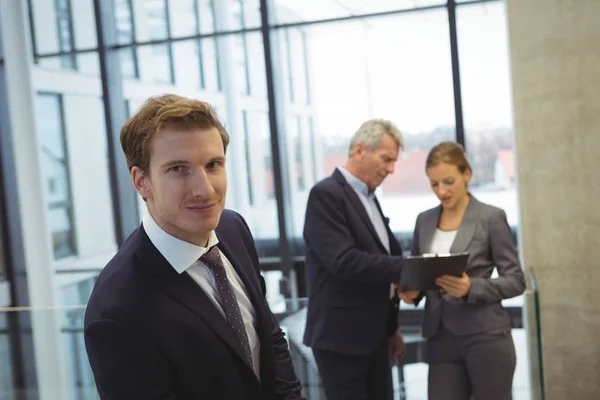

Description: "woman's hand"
398 291 420 304
436 272 471 298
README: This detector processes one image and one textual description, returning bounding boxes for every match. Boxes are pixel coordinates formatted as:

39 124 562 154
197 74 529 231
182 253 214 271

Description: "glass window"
232 33 265 97
168 0 199 37
234 35 250 95
115 0 135 44
115 0 139 78
139 44 174 83
282 28 310 104
119 47 139 79
34 85 118 267
35 94 77 259
201 38 221 91
457 2 519 227
172 40 202 88
293 117 305 191
55 0 77 69
229 0 261 30
276 10 456 250
171 36 220 91
273 0 446 24
235 110 278 255
145 0 169 40
198 0 216 34
245 33 267 98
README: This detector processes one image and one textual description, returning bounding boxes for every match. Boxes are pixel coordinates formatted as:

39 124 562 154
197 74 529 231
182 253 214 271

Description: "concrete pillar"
506 0 600 398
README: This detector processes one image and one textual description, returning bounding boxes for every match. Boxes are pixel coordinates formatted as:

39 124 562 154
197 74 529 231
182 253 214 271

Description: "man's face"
132 126 227 246
355 134 399 192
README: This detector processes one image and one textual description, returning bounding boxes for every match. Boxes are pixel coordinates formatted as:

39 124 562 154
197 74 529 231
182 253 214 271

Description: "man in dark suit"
84 94 303 399
303 119 406 400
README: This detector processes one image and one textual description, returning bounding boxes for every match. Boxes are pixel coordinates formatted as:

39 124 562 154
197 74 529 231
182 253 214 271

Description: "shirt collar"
337 167 372 198
142 211 220 274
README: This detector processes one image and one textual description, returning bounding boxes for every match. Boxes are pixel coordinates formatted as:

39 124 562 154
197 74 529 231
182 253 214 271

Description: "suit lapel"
373 196 397 255
420 206 441 254
135 229 254 373
334 169 387 253
449 196 481 254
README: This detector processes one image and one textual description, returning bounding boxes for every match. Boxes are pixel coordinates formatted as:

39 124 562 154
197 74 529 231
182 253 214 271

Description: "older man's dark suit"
303 169 403 399
84 210 303 400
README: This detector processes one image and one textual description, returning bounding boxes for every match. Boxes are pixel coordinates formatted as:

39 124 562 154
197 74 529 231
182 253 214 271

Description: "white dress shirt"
338 167 390 253
143 212 261 379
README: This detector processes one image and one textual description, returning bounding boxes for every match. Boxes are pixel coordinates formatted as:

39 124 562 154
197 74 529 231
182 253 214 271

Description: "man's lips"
186 203 216 210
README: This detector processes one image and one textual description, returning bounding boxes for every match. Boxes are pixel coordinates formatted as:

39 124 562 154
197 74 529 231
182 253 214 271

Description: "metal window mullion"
127 0 140 79
93 0 139 246
164 0 175 84
26 0 39 63
193 0 206 88
56 93 78 256
448 0 466 149
259 0 295 297
65 0 77 69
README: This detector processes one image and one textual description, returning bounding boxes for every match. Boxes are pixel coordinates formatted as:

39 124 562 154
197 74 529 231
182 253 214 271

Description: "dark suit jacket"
412 196 526 338
84 210 303 400
303 169 403 356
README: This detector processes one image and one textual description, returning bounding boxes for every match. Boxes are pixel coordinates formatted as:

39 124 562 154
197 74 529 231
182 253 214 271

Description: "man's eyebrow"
161 160 189 169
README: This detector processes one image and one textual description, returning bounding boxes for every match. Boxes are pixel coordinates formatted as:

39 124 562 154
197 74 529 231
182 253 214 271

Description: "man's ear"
131 166 152 200
353 142 365 160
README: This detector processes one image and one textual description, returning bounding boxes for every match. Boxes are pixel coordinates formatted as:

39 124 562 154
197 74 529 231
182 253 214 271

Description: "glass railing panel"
0 295 536 400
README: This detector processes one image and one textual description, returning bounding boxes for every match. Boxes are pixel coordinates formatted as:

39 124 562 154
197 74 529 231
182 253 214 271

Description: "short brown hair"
120 94 229 173
425 141 472 174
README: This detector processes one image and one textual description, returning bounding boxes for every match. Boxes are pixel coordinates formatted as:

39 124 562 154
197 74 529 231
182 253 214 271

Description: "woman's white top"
429 228 458 254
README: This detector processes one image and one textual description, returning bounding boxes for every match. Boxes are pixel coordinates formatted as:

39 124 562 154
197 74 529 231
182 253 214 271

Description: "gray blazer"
412 196 526 338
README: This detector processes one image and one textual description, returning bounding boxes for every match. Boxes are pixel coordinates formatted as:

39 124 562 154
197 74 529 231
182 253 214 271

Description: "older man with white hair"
303 119 406 400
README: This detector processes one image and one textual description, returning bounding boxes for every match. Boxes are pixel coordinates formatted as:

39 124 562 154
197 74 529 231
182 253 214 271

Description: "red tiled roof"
322 151 431 194
497 149 515 180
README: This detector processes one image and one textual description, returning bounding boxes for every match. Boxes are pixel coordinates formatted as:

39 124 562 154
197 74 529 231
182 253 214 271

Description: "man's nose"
191 169 216 198
386 162 395 174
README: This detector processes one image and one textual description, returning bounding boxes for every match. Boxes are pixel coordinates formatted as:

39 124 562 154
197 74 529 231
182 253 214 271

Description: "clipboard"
398 252 469 291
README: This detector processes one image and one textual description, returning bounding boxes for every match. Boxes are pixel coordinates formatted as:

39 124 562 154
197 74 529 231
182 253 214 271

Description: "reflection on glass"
277 10 456 242
145 0 169 40
457 2 519 226
229 0 261 30
115 0 139 78
198 0 216 34
234 35 250 94
115 0 135 44
273 0 446 24
238 110 278 244
168 0 199 37
172 40 202 88
282 29 310 104
148 44 174 83
201 38 221 91
245 33 267 98
55 0 77 69
35 94 77 259
228 32 265 96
